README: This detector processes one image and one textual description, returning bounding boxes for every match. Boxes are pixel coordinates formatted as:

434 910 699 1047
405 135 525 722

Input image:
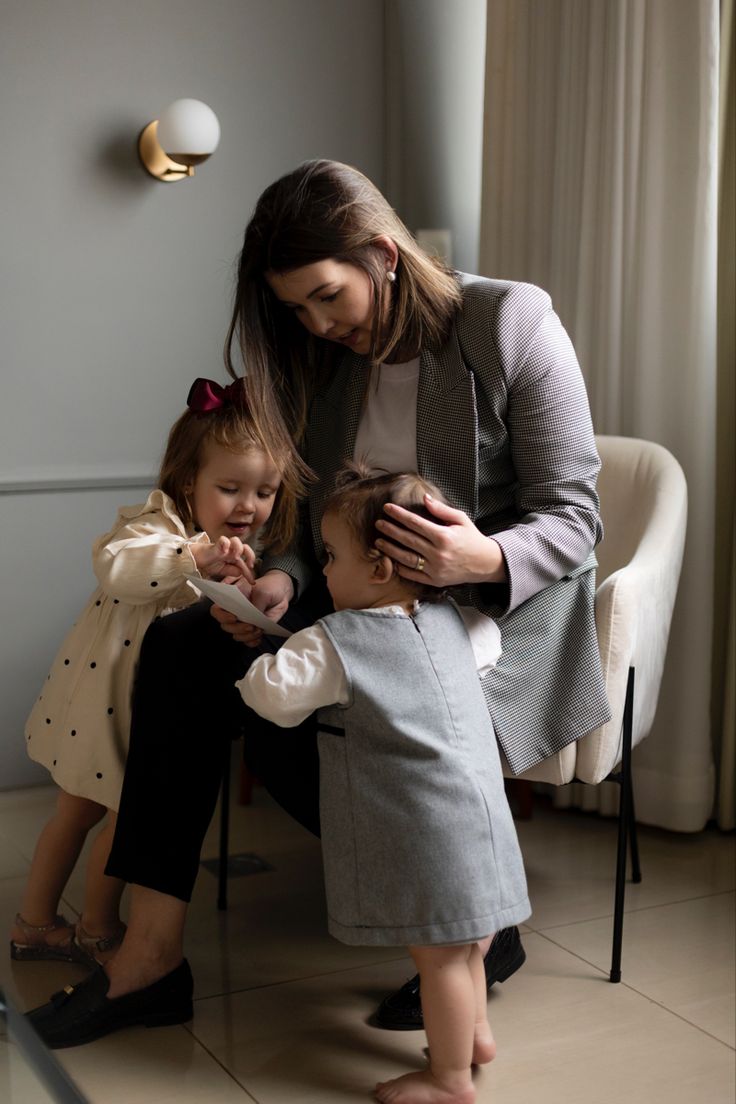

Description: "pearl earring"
386 270 396 283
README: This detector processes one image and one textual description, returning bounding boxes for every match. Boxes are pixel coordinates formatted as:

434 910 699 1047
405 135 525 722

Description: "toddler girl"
239 465 531 1104
11 376 306 967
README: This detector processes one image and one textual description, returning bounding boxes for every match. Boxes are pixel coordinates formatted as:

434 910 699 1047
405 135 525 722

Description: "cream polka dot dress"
25 490 208 811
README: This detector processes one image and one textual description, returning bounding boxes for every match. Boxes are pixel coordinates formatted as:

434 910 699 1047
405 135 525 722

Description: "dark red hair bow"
186 377 247 413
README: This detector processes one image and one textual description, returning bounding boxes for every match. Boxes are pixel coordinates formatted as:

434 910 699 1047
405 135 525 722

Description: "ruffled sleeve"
92 490 209 605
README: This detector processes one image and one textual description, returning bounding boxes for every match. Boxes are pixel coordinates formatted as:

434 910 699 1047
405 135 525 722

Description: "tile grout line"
180 1024 262 1102
190 953 412 1006
533 929 736 1052
523 887 736 933
615 991 736 1052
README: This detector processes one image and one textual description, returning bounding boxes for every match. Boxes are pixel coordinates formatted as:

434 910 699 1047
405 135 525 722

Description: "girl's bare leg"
12 790 106 949
80 812 125 933
76 812 126 961
104 884 186 999
375 944 476 1104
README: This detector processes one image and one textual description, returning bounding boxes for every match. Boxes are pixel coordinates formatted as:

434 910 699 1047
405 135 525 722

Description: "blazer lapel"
336 353 367 462
417 329 479 519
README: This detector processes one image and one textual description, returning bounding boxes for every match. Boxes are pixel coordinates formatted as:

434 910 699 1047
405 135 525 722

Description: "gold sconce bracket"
138 121 195 182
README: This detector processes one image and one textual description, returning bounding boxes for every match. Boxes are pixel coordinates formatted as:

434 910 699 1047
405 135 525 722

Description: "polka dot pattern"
24 489 201 806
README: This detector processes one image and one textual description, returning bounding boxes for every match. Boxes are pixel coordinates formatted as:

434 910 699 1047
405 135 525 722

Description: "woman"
28 160 609 1051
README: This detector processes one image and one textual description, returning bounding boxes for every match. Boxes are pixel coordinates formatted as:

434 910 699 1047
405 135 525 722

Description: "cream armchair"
504 435 688 981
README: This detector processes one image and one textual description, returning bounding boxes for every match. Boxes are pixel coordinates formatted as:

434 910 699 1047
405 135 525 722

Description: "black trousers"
106 594 325 902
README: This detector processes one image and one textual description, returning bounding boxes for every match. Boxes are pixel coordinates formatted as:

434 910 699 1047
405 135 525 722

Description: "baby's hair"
321 461 449 602
158 377 312 553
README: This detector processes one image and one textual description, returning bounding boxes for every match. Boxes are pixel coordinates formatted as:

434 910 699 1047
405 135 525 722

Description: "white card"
185 575 292 638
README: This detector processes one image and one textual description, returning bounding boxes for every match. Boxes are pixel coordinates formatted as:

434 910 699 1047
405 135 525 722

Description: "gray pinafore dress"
316 601 531 947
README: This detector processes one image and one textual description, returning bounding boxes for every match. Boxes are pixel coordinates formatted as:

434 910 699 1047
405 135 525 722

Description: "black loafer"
26 959 194 1049
372 926 526 1030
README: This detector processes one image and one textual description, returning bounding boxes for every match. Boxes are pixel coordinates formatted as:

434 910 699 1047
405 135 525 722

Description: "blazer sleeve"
259 498 317 600
470 281 602 614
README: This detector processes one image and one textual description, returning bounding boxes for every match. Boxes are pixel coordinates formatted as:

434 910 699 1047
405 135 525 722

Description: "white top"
238 603 501 728
352 358 420 473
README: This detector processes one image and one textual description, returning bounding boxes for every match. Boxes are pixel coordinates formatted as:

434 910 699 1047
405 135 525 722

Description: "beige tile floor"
0 767 734 1104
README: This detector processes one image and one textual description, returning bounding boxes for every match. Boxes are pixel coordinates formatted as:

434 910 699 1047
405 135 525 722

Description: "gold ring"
415 554 426 572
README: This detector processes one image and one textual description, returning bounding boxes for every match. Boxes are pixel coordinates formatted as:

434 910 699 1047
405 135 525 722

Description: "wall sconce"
138 99 221 183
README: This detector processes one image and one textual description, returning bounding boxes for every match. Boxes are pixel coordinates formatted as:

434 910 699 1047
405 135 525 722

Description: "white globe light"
156 99 221 164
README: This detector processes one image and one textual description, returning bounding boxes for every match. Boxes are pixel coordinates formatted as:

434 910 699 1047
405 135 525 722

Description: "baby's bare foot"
422 1023 496 1070
374 1069 475 1104
471 1020 496 1066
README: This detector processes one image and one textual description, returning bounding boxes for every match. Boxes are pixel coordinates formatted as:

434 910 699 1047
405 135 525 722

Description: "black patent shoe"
26 959 194 1048
372 926 526 1031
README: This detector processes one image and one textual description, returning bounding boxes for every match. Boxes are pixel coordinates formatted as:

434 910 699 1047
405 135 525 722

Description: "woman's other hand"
209 569 294 646
375 495 507 587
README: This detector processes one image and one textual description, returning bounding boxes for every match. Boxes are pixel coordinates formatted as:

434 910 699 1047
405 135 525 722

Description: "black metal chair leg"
628 779 642 884
610 666 635 982
217 743 231 911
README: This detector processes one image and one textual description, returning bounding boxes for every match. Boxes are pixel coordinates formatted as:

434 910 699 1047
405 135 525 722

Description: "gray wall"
0 0 385 788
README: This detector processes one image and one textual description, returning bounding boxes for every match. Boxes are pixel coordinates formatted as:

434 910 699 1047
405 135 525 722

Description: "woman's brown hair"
224 160 463 442
158 381 312 554
320 462 450 602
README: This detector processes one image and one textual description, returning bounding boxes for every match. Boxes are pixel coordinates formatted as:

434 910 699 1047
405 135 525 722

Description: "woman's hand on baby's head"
375 495 507 587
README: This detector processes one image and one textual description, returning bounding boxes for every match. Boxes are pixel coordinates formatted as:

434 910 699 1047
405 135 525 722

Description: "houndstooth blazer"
265 274 611 772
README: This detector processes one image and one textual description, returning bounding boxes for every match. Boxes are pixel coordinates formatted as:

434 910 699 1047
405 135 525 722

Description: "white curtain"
715 0 735 830
480 0 720 831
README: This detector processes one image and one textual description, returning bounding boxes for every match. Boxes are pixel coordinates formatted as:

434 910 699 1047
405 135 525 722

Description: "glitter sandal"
9 913 86 964
73 922 127 965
